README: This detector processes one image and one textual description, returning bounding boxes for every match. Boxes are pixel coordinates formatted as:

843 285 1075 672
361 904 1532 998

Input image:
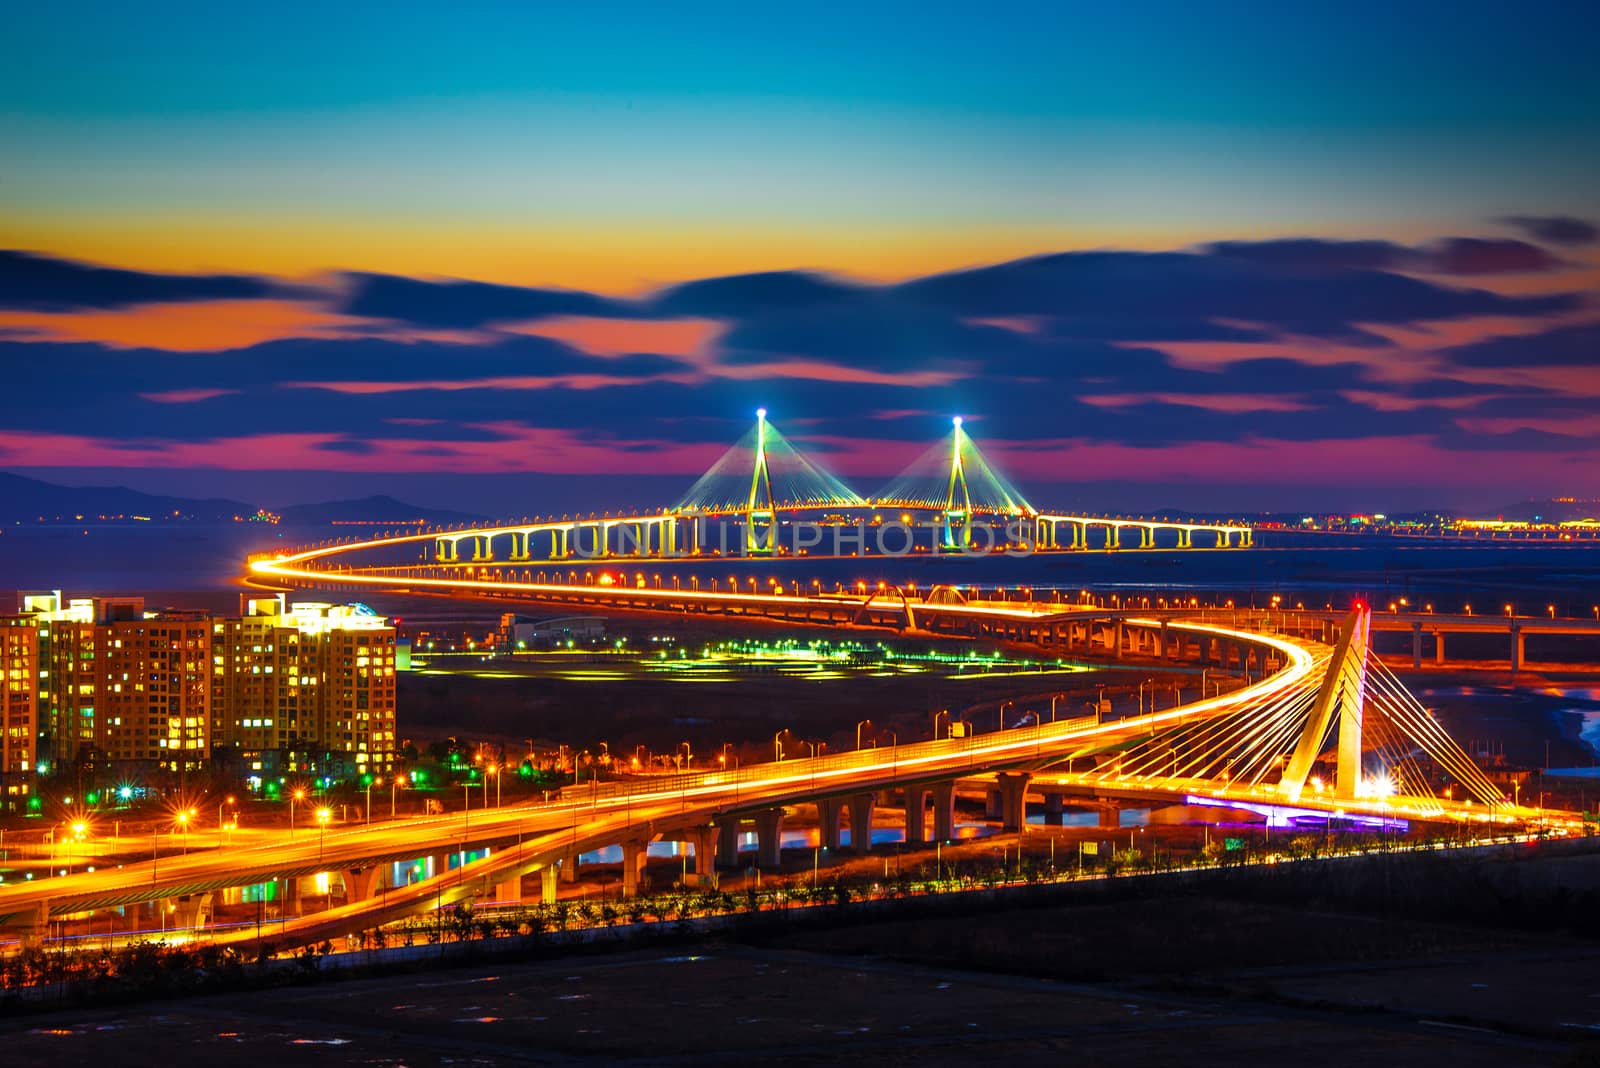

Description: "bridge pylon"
745 408 777 556
942 416 973 551
1280 605 1370 801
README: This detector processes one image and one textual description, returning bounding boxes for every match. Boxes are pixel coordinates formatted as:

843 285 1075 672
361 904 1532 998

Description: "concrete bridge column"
1098 805 1120 829
561 850 579 882
756 807 785 867
717 819 741 866
16 899 50 948
509 531 531 561
1043 791 1065 826
984 788 1003 821
904 786 927 845
849 793 876 853
996 772 1031 832
816 798 844 852
1113 620 1125 659
621 838 649 897
540 865 559 905
1158 621 1169 661
284 875 303 917
930 781 957 842
687 825 719 888
344 866 386 901
1510 626 1523 673
1434 630 1446 664
495 874 522 904
1411 623 1423 670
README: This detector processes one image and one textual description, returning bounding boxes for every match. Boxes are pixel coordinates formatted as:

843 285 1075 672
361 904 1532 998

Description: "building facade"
11 592 397 791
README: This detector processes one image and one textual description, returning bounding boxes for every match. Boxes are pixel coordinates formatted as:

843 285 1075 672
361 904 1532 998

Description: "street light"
364 778 378 825
998 700 1014 731
316 807 331 862
856 719 873 749
176 809 191 855
932 709 950 740
291 787 306 838
390 774 406 820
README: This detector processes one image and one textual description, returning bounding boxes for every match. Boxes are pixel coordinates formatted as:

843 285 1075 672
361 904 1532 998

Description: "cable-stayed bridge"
0 606 1560 952
253 410 1251 584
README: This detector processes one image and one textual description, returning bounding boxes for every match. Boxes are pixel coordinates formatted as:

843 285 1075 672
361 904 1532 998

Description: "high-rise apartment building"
212 596 396 774
10 592 397 785
0 614 41 812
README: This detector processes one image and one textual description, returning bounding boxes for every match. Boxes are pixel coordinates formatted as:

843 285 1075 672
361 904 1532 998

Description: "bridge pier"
14 899 49 948
717 819 741 866
683 825 720 888
756 808 785 867
1042 791 1064 825
621 838 649 897
849 793 876 853
904 786 927 845
561 850 579 882
344 866 387 901
1510 625 1523 673
1098 805 1120 829
816 798 844 852
541 864 559 905
995 772 1031 832
1434 630 1446 664
495 874 522 904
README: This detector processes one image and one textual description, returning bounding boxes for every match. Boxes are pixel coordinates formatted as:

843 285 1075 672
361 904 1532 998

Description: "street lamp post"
365 779 377 825
390 774 406 820
999 700 1014 731
291 787 306 838
856 719 873 749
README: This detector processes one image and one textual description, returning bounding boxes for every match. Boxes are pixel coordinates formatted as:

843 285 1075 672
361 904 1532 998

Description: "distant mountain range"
0 472 481 526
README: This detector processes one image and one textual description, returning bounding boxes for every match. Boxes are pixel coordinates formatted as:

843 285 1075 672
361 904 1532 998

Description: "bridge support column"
1411 623 1423 670
1434 630 1446 664
756 807 785 867
717 819 741 866
1043 792 1064 826
344 866 385 901
495 874 522 904
541 865 559 905
930 781 956 842
1098 806 1120 829
561 850 579 882
904 786 927 845
1113 620 1125 659
816 799 844 852
984 788 1003 821
995 772 1031 832
284 875 303 917
687 825 719 888
621 839 649 897
849 793 876 853
1510 626 1523 673
16 900 49 948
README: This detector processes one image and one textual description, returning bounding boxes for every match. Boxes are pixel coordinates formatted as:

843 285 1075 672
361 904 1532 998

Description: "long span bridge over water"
252 412 1252 579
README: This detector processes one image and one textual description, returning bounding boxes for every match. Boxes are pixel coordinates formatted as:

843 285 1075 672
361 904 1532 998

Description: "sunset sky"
3 2 1598 513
